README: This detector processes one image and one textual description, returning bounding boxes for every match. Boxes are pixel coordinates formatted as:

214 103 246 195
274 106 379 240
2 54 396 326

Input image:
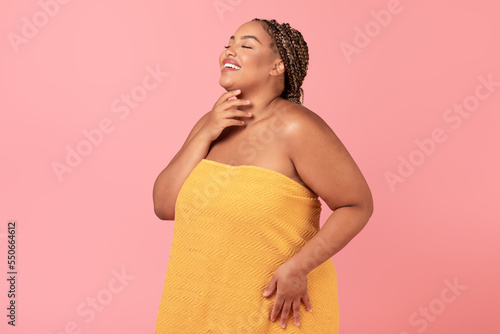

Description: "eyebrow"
229 35 262 45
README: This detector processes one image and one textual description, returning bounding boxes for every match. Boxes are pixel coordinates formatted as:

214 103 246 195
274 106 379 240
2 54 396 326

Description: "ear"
270 60 285 76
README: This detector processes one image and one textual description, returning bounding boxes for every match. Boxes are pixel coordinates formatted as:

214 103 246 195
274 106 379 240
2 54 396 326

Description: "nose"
225 46 235 57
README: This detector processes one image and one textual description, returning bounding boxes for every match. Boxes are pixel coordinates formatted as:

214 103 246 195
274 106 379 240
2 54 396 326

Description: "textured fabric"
155 158 339 333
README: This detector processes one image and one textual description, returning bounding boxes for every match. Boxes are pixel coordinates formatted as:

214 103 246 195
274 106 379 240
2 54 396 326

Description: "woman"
153 18 373 333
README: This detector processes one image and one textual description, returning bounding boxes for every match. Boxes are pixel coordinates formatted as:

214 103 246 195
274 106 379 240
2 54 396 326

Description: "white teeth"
224 63 241 70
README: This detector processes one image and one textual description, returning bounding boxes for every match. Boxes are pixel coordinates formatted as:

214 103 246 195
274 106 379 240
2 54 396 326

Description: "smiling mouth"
222 63 241 70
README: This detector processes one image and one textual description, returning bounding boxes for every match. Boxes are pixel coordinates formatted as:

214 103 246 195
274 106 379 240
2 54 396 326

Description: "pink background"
1 0 499 333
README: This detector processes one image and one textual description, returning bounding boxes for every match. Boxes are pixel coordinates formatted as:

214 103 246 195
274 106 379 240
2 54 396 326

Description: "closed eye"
224 45 252 49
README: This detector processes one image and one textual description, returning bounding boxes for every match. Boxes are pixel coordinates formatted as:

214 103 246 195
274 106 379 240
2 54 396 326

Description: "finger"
214 89 242 107
221 108 252 122
280 300 292 328
302 293 312 312
270 296 283 322
223 98 251 110
292 298 301 327
233 110 253 118
225 119 246 127
263 277 276 297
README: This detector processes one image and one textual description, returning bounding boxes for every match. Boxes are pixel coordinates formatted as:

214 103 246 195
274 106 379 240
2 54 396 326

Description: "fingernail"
308 308 312 312
281 322 285 328
295 320 300 326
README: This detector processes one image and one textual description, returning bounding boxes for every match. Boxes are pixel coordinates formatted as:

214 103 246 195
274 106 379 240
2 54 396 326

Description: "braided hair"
252 18 309 105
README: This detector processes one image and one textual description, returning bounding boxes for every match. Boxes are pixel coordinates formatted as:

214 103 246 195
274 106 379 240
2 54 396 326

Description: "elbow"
152 186 175 220
365 202 374 221
361 191 374 221
350 192 374 224
350 201 373 225
153 205 175 221
351 199 373 231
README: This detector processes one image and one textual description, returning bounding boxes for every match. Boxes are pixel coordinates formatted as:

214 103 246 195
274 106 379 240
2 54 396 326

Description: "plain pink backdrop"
1 0 499 333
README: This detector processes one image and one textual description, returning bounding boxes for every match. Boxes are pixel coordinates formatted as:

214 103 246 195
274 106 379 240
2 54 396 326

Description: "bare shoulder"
276 100 340 144
277 100 372 212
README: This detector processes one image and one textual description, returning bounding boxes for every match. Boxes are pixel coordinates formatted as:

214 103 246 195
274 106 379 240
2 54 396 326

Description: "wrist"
191 130 214 147
288 255 311 276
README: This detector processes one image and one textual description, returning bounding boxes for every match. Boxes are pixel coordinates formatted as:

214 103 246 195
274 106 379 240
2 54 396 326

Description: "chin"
219 77 235 90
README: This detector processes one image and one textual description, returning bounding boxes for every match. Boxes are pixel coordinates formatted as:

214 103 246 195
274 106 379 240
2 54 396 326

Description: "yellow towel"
155 159 339 333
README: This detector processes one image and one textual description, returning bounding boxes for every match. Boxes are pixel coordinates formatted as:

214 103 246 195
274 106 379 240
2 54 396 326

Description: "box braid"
252 18 309 105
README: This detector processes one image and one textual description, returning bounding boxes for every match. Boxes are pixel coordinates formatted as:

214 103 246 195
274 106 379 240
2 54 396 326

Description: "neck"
236 90 282 126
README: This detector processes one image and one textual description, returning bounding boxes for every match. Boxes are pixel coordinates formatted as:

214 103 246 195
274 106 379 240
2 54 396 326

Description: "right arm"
152 112 210 220
152 89 252 220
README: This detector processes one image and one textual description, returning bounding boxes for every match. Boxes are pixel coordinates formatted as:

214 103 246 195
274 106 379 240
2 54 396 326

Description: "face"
219 21 282 91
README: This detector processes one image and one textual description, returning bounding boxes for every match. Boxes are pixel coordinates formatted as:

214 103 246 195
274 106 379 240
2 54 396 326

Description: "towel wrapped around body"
155 158 339 333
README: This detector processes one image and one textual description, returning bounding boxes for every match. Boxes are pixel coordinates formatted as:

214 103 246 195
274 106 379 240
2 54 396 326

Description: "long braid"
252 18 309 105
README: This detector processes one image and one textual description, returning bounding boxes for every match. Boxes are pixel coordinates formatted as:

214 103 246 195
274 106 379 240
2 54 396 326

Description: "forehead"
230 21 271 42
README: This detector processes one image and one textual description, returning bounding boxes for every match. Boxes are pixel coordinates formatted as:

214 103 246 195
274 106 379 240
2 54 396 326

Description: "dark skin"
153 21 373 329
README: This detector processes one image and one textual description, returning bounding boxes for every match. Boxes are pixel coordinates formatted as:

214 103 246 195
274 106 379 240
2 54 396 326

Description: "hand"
199 89 253 142
262 260 312 329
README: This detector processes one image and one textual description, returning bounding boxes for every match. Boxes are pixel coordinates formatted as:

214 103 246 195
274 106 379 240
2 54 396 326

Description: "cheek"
254 52 275 71
242 55 271 74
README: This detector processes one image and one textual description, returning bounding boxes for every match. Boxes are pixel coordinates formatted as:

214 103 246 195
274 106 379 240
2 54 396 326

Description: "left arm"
263 107 373 328
286 108 373 274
